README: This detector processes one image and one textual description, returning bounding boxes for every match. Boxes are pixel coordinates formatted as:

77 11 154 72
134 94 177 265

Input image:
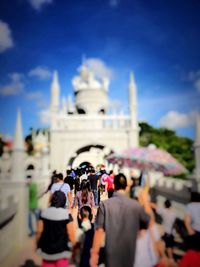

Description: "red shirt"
103 175 114 191
179 250 200 267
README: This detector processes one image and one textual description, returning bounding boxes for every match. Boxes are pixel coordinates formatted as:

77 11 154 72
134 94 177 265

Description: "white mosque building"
1 61 200 182
50 63 139 172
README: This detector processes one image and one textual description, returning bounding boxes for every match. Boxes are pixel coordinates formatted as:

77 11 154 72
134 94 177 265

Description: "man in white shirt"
157 199 176 259
80 171 88 184
50 173 72 209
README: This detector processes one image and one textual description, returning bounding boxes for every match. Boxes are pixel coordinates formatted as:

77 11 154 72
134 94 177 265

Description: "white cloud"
26 91 43 100
183 70 200 93
28 0 53 10
38 108 51 125
0 20 14 53
0 73 24 96
83 58 113 79
184 70 200 81
26 91 47 108
28 66 52 80
159 111 195 129
109 0 120 8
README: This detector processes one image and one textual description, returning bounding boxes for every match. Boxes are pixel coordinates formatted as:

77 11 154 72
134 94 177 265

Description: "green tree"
139 122 195 174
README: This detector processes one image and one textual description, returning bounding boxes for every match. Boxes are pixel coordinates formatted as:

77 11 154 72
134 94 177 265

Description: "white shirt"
134 224 160 267
80 173 88 183
186 202 200 232
157 207 176 234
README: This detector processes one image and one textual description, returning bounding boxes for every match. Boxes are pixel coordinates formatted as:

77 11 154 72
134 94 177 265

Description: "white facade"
50 63 139 172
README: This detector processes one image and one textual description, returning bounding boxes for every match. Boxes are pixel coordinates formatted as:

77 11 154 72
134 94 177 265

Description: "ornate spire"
128 71 138 131
51 70 60 112
129 71 137 105
13 109 24 151
129 71 135 87
11 109 25 181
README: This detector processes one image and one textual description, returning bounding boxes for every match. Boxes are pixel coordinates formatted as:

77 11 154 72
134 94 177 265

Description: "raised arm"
184 213 195 235
66 221 76 246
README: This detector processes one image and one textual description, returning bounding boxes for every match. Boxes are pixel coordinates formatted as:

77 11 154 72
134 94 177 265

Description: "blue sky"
0 0 200 140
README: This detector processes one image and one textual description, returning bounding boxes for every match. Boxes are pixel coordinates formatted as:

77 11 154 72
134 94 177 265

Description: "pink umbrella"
106 146 187 176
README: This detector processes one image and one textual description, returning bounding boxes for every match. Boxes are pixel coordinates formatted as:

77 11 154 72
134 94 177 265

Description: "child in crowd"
157 199 176 259
73 205 104 267
36 191 75 267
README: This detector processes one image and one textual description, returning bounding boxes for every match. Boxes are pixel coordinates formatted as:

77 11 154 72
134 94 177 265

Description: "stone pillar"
10 110 28 248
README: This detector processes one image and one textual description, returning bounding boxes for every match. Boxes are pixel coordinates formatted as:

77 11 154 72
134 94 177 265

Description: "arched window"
26 164 35 170
99 109 105 114
77 108 86 114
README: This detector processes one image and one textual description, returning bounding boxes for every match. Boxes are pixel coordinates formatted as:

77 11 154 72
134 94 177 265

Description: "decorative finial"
130 71 135 85
13 108 24 150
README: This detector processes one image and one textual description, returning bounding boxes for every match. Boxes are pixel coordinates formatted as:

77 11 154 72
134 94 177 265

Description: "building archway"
67 144 113 169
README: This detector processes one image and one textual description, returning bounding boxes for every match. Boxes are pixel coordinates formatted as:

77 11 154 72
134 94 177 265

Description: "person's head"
26 175 33 185
114 173 127 191
66 170 71 176
81 179 90 191
164 199 171 208
80 205 93 221
56 173 63 181
91 168 96 174
190 191 200 202
50 191 66 208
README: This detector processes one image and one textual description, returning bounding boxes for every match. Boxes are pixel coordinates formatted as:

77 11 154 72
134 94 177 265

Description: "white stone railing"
53 114 131 131
146 171 190 191
0 177 49 264
0 182 24 263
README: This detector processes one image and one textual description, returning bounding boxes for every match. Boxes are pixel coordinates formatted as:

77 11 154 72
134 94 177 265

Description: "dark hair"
81 180 90 204
51 191 66 208
80 206 93 221
114 173 127 190
66 170 71 176
191 192 200 202
46 173 57 192
56 173 63 180
164 199 171 208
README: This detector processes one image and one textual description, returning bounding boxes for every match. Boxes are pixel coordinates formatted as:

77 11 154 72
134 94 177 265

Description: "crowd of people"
27 165 200 267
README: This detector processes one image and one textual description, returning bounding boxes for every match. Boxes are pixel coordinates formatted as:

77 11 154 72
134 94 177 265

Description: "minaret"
11 109 25 180
129 72 137 129
194 112 200 191
50 71 60 112
11 110 28 246
127 72 139 147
